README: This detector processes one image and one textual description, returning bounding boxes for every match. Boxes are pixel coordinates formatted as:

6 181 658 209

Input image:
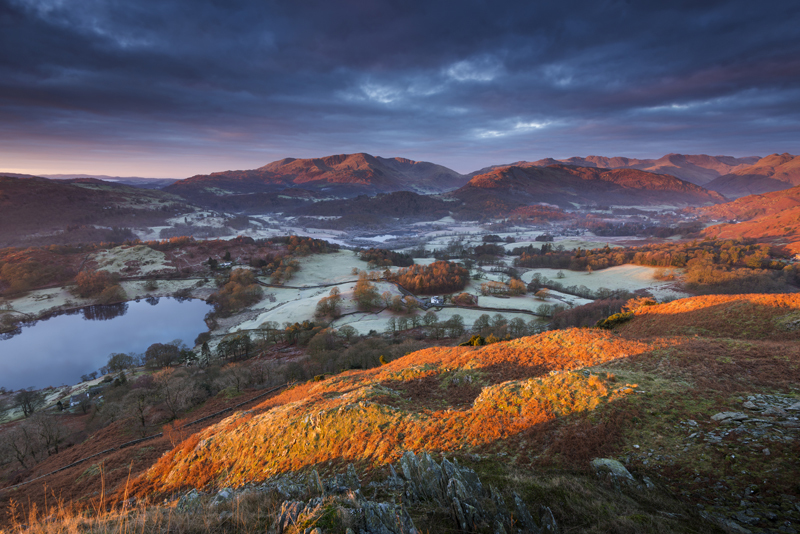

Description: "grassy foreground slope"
123 294 800 532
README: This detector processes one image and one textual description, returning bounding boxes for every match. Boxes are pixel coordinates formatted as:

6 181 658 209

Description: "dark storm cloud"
1 0 798 175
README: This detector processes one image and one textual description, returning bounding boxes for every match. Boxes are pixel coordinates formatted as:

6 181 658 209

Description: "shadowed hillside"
706 153 800 198
469 154 759 186
0 176 191 247
453 164 725 210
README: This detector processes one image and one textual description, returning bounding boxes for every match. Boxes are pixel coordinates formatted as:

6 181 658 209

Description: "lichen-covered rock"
513 492 539 533
392 451 555 534
307 469 325 495
211 487 234 507
176 488 205 512
590 458 634 481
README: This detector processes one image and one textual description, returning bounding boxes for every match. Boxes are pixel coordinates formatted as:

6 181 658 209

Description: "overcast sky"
1 0 798 177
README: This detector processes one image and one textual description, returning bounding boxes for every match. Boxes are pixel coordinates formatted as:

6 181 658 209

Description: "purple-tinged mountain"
453 164 725 211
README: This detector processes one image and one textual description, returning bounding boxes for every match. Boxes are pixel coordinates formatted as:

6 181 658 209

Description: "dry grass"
1 486 280 534
618 293 800 340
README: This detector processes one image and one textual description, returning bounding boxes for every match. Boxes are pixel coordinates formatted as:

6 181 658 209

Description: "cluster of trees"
269 257 300 284
515 239 786 272
358 248 414 268
471 313 542 340
208 268 263 316
392 261 470 294
479 279 526 296
506 205 569 223
551 298 630 329
0 258 76 296
0 412 68 469
315 287 343 318
452 293 477 306
526 273 621 300
279 236 339 256
387 312 466 339
586 220 703 237
352 273 382 310
73 269 127 304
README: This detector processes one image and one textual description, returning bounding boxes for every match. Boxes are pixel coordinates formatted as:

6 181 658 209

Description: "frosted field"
520 264 687 301
234 280 405 333
329 306 538 336
287 250 394 286
93 245 170 275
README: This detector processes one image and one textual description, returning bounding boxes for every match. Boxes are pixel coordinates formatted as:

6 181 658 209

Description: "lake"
0 297 212 391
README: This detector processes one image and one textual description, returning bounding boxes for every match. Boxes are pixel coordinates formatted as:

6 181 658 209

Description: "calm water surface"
0 297 211 390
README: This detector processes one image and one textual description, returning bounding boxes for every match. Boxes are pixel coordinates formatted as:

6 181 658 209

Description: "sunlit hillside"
109 293 800 533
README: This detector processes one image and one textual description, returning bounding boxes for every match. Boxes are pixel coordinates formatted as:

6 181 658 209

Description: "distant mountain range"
452 164 725 210
160 151 753 209
468 154 759 185
470 153 800 199
164 153 469 201
0 174 189 247
0 173 180 189
7 152 798 204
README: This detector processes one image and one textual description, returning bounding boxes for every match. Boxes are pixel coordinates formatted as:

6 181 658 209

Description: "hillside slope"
128 293 800 533
697 185 800 253
452 164 725 210
469 154 758 186
706 153 800 198
0 175 190 246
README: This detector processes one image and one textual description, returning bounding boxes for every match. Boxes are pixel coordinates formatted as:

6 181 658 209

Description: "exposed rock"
275 501 306 534
211 487 234 507
591 458 634 481
513 492 538 533
176 488 205 512
393 451 556 533
711 412 748 422
307 469 325 496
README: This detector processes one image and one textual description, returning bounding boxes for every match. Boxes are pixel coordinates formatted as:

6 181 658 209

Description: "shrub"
595 311 635 329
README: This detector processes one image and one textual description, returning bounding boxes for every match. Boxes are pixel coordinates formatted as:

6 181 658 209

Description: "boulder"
590 458 634 481
711 412 748 422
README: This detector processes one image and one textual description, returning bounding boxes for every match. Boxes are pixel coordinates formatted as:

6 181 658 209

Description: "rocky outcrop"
264 452 559 533
396 451 558 533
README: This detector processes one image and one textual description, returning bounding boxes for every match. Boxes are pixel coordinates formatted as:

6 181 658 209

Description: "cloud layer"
1 0 798 175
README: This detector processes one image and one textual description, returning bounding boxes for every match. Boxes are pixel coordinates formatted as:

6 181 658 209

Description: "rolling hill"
704 153 800 198
165 153 469 203
0 175 191 247
697 184 800 253
452 164 726 211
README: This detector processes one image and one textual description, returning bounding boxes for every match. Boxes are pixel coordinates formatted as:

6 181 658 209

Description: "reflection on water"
83 303 129 321
0 297 212 391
